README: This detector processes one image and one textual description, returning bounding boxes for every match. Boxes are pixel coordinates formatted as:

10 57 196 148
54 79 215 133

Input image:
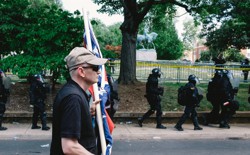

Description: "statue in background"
137 27 158 49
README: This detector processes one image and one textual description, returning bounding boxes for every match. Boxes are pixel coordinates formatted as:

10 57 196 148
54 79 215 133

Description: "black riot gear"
175 74 203 131
188 74 199 85
204 70 239 129
138 68 166 129
151 68 161 78
29 74 50 131
214 70 223 78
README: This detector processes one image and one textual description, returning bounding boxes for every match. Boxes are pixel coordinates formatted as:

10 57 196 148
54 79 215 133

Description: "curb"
4 111 250 124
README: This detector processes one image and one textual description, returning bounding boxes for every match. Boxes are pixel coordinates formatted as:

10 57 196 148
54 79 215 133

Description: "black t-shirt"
50 80 96 155
60 94 83 138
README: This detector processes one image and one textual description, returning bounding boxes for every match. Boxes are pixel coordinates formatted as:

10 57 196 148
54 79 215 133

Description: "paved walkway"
1 123 250 140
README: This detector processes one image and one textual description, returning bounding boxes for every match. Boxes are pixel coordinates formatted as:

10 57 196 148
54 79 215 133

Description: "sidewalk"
1 123 250 140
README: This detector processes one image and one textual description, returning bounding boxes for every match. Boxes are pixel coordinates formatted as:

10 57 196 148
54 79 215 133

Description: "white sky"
61 0 123 26
61 0 191 38
174 7 193 38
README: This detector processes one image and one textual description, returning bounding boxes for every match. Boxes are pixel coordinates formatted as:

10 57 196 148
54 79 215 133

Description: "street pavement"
0 122 250 140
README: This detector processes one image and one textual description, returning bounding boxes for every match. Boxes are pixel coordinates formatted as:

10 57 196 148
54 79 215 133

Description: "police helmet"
152 68 161 78
34 74 45 83
214 70 223 78
188 74 199 84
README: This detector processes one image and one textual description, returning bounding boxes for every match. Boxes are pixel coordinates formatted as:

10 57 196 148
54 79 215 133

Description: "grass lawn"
160 82 250 111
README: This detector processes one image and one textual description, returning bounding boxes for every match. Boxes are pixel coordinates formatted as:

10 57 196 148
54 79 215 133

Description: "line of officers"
0 71 50 131
0 68 244 131
138 68 241 131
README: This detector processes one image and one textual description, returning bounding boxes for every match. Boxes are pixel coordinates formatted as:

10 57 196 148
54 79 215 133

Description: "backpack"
177 85 188 106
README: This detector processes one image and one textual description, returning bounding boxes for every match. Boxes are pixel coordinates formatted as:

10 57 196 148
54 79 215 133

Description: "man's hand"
223 101 230 106
90 99 101 116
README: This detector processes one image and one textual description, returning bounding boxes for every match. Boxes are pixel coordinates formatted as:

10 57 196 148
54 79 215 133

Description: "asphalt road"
0 138 250 155
113 138 250 155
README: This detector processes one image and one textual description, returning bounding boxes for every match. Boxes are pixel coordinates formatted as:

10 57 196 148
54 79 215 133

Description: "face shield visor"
158 70 163 78
195 77 200 84
35 74 45 83
226 70 233 81
152 68 162 78
225 71 240 89
188 75 199 85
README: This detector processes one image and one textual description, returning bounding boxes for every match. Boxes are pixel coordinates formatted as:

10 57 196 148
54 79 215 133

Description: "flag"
83 10 113 155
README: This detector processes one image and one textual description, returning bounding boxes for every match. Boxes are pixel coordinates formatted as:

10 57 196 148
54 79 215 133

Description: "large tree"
0 0 29 55
93 0 231 84
1 0 124 88
0 0 83 89
201 0 250 53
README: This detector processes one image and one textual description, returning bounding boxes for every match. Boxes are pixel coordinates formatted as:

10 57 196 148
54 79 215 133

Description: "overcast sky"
61 0 191 38
61 0 123 26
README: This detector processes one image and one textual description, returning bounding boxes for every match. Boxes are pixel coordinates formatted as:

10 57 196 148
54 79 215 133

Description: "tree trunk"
118 1 142 85
118 30 138 84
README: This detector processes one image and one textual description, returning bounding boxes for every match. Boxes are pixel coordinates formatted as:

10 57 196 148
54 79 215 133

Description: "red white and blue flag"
83 10 114 155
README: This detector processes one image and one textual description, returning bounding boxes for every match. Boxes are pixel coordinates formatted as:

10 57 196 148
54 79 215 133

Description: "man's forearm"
62 138 94 155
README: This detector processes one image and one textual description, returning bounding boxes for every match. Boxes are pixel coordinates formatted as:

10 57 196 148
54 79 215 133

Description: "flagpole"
88 21 106 88
83 8 107 154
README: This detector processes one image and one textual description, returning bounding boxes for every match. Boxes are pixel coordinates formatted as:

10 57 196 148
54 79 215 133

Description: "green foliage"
0 0 123 87
0 0 30 54
93 0 250 83
147 5 183 60
224 48 245 62
199 48 244 62
91 19 122 59
202 0 250 51
91 19 122 47
0 0 84 88
106 22 122 46
102 49 117 59
199 51 211 61
1 54 46 78
156 30 183 60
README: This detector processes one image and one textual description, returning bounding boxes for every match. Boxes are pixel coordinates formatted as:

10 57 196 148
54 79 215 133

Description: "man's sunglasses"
82 65 100 72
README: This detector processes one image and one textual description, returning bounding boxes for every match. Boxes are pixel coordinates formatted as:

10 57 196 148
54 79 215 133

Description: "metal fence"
109 60 248 83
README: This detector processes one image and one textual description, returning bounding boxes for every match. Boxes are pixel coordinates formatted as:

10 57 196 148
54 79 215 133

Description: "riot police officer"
219 70 238 128
174 74 203 131
29 74 50 130
205 70 238 129
138 68 166 129
204 70 224 125
0 70 11 131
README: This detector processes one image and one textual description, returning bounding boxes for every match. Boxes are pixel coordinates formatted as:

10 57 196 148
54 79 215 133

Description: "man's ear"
78 67 86 78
